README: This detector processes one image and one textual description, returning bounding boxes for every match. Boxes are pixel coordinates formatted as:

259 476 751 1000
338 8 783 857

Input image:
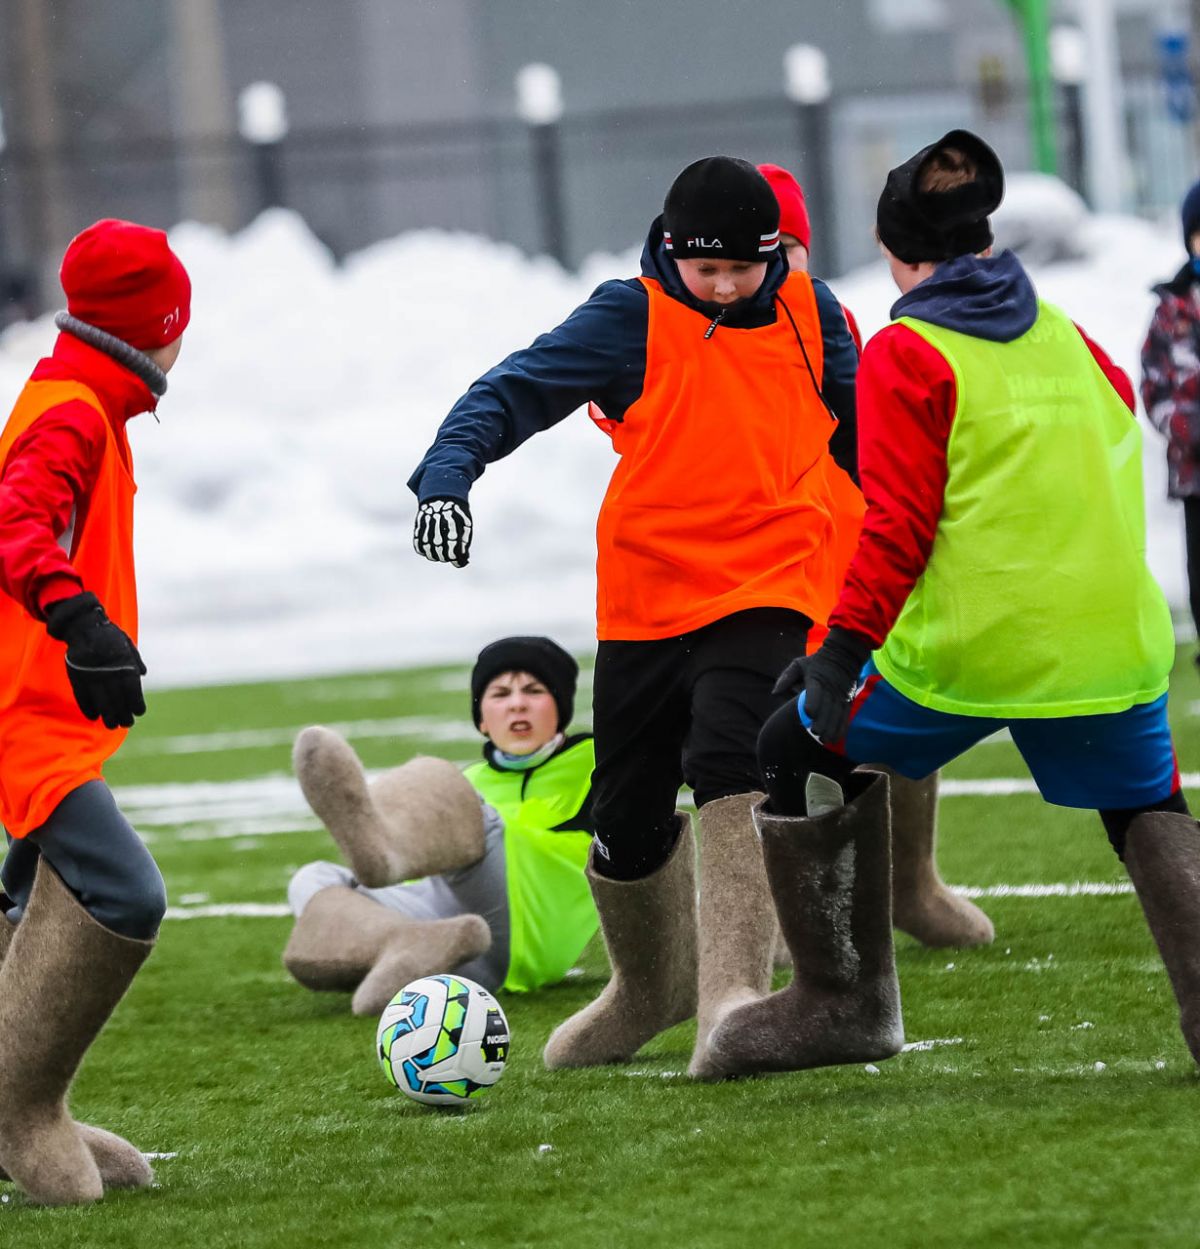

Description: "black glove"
413 497 472 568
772 627 872 745
44 592 147 730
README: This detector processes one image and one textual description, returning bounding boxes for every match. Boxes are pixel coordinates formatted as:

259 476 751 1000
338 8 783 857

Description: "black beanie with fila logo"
662 156 781 261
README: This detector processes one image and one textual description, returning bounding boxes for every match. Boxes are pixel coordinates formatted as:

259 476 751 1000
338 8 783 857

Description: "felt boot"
543 816 698 1069
705 772 904 1077
1124 811 1200 1064
282 885 491 1017
293 726 484 889
0 911 151 1192
0 862 153 1205
884 769 995 948
689 792 779 1078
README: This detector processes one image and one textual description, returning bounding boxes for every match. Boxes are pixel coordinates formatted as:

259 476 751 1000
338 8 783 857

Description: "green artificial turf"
4 653 1200 1247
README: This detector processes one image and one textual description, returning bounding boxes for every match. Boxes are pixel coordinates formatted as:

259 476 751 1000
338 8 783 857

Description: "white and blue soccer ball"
376 974 510 1107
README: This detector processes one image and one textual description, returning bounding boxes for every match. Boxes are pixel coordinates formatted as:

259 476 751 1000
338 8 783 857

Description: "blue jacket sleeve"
813 277 859 483
407 280 648 502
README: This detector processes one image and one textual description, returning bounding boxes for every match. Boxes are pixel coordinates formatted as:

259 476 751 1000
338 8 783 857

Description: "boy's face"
676 258 768 307
880 243 936 295
147 334 184 374
1189 230 1200 257
780 234 809 272
479 670 559 755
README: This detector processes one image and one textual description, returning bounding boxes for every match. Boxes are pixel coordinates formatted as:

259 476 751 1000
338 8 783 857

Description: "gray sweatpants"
287 801 510 991
2 779 167 940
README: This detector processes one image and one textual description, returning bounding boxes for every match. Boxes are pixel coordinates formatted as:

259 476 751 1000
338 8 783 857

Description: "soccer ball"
376 974 510 1107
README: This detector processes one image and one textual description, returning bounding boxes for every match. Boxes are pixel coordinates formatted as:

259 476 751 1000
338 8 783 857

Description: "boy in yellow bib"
282 637 596 1012
706 131 1196 1078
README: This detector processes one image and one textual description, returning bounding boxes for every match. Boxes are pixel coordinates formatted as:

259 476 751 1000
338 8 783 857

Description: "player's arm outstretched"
408 281 644 566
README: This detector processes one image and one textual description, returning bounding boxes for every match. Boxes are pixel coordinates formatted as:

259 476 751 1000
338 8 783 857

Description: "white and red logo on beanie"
60 219 192 352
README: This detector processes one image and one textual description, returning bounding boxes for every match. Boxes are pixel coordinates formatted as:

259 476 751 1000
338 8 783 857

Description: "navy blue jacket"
408 216 860 503
889 250 1038 343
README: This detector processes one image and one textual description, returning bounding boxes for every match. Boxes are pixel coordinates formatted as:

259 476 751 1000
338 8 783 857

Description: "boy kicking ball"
708 130 1195 1078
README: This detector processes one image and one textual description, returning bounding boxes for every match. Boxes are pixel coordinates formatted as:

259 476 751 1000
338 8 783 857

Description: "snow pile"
0 185 1186 686
990 173 1090 265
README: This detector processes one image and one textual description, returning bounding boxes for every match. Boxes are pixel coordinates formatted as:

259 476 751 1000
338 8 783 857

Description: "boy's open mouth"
508 719 532 733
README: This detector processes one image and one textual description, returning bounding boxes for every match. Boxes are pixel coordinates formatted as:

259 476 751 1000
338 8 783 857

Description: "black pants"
2 780 166 939
591 607 810 879
1184 496 1200 645
756 701 1190 860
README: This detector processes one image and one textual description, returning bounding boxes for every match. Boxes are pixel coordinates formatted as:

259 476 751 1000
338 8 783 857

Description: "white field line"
165 903 291 920
900 1037 964 1053
162 883 1137 922
953 881 1133 898
121 715 481 757
116 771 1200 847
941 773 1200 797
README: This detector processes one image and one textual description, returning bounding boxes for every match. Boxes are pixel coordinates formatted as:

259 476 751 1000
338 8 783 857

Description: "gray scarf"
54 311 168 397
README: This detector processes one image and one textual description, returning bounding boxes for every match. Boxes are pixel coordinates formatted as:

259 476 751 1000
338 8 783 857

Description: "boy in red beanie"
759 160 992 951
0 218 189 1204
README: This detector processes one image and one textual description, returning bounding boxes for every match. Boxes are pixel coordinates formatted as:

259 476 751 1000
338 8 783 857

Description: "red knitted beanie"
758 164 812 251
60 219 191 351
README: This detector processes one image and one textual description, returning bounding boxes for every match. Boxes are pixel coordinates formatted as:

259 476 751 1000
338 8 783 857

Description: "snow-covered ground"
0 187 1186 687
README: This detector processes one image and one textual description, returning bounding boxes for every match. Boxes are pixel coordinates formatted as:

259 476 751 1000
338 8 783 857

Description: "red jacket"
0 333 155 619
831 318 1134 647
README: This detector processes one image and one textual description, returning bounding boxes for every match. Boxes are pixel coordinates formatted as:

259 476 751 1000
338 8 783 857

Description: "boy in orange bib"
0 219 189 1204
411 157 862 1077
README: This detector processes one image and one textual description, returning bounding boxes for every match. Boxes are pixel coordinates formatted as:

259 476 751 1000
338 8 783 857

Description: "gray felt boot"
0 910 151 1192
1124 811 1200 1064
293 727 485 888
282 885 491 1017
0 862 153 1205
705 772 904 1077
884 769 995 948
689 792 779 1079
543 816 698 1069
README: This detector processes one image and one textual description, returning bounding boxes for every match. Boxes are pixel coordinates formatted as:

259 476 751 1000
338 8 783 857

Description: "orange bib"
0 380 137 837
595 272 864 640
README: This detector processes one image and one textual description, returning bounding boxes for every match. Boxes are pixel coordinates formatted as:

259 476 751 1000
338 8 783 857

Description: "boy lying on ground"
282 636 597 1013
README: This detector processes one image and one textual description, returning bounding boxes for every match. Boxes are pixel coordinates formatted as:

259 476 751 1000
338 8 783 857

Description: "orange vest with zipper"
0 380 138 837
595 271 864 640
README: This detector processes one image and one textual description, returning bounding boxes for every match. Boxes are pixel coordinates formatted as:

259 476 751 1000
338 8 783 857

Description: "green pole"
1003 0 1059 174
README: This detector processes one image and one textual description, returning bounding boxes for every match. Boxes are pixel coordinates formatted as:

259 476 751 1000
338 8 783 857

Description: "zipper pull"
703 308 726 340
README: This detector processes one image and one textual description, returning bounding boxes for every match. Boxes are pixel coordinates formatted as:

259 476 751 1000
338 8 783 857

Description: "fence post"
238 82 289 216
0 106 30 329
0 105 8 285
783 44 838 277
1051 25 1087 198
516 63 568 267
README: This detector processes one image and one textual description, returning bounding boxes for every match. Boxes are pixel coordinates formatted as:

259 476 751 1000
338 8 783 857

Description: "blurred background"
0 0 1196 686
0 0 1195 311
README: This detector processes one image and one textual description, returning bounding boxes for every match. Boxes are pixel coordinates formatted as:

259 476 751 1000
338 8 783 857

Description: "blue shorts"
796 660 1180 810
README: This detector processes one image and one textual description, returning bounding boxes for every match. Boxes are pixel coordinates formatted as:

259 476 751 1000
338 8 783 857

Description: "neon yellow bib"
875 302 1174 718
465 737 597 993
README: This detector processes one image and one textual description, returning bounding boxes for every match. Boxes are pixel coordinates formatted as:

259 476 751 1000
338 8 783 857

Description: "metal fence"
0 74 1193 322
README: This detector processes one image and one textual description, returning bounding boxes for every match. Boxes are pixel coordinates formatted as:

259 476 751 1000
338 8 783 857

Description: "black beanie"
471 637 578 732
876 129 1004 264
662 156 781 261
